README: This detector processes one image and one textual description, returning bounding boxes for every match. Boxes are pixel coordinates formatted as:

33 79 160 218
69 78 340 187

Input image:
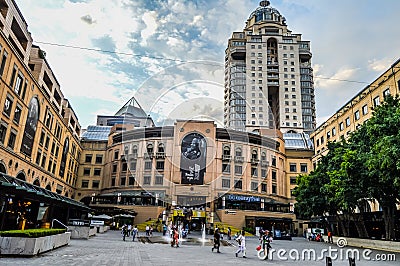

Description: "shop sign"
226 194 261 202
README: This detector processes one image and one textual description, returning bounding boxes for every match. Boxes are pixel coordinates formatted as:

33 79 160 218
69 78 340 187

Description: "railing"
52 219 68 230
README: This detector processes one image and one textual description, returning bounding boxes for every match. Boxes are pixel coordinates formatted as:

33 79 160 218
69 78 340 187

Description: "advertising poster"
20 97 39 156
59 137 69 177
180 132 206 185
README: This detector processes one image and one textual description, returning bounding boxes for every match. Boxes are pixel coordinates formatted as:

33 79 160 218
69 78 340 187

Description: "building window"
332 127 336 136
94 168 101 176
130 161 137 171
235 165 242 175
153 175 162 185
234 180 242 189
129 175 135 186
121 162 128 172
81 180 89 188
354 110 360 121
300 163 308 172
362 104 368 115
251 167 258 177
44 107 53 130
95 155 103 164
271 170 277 181
112 164 117 173
120 177 126 186
35 149 42 165
13 105 22 124
289 163 297 172
143 176 151 185
144 161 152 170
0 51 8 78
222 163 230 173
261 169 267 178
0 122 7 144
272 184 277 194
7 130 16 150
3 95 13 117
327 131 331 139
290 176 297 185
83 168 90 176
345 117 350 127
373 96 380 108
251 182 258 191
222 179 230 188
383 88 390 98
156 161 165 170
339 122 344 131
271 156 276 167
114 150 119 160
111 178 115 186
261 183 267 192
92 180 100 188
85 154 92 163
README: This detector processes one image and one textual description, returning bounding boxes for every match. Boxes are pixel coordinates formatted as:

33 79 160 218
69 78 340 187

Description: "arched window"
147 143 154 154
235 147 242 157
45 184 52 191
16 171 26 181
223 146 231 156
158 143 165 153
0 162 6 174
132 145 138 155
252 149 258 160
33 179 40 187
261 152 267 161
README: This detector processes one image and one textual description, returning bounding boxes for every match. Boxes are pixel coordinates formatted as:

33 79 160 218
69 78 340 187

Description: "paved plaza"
0 230 398 266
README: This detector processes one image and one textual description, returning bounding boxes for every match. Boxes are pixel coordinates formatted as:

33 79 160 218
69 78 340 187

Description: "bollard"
349 257 356 266
326 256 332 266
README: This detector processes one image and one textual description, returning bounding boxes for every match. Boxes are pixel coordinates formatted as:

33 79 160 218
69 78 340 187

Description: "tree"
362 95 400 240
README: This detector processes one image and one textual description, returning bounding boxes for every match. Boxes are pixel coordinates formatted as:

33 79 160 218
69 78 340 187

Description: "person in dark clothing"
212 228 221 253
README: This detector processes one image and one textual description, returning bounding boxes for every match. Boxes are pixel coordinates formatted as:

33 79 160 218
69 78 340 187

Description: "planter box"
0 232 71 256
68 226 96 239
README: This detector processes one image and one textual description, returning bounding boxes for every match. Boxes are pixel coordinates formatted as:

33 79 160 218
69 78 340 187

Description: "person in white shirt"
235 231 246 258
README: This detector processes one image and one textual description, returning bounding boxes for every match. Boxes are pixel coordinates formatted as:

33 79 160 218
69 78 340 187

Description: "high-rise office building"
224 1 316 134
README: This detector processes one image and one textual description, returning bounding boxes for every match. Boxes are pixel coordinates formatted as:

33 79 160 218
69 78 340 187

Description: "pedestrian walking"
127 224 132 236
227 227 232 240
212 228 221 253
235 231 246 258
327 231 333 243
145 225 150 236
132 225 139 241
121 224 128 241
260 230 272 260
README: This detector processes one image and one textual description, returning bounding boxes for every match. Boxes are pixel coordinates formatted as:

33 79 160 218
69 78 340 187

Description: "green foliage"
0 228 66 238
295 95 400 239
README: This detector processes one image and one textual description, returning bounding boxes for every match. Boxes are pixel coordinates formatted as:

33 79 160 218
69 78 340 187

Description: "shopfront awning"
0 173 91 211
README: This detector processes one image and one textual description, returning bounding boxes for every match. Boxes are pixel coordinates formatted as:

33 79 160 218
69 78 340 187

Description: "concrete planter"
68 226 96 239
0 232 71 256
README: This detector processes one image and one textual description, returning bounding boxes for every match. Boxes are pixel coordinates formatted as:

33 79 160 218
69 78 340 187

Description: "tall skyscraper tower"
224 1 316 134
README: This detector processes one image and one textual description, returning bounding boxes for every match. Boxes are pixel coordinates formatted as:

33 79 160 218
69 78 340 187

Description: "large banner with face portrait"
20 97 40 157
59 137 69 178
180 133 207 185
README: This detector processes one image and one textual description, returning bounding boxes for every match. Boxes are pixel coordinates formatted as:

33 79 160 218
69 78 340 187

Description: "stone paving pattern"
0 230 398 265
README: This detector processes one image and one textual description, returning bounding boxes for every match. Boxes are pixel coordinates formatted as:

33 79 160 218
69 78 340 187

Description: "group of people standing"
121 224 139 241
212 228 273 260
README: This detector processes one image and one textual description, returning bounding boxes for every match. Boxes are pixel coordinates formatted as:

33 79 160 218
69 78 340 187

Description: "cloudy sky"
15 0 400 129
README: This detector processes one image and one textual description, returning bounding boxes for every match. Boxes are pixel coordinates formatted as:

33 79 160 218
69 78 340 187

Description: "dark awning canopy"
0 173 91 211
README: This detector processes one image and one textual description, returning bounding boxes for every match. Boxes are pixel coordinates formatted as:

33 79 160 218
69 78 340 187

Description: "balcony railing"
155 152 165 159
234 156 244 163
144 153 154 159
222 155 231 161
251 158 259 165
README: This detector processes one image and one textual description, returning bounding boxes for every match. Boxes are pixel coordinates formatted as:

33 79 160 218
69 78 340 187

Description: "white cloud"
140 11 159 46
368 58 392 72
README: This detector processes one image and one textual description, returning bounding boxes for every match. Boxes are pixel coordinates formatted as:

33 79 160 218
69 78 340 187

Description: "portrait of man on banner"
180 133 207 185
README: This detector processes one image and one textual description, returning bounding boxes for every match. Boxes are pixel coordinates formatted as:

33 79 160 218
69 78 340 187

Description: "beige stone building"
224 0 316 134
0 0 81 197
75 120 313 234
310 58 400 212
